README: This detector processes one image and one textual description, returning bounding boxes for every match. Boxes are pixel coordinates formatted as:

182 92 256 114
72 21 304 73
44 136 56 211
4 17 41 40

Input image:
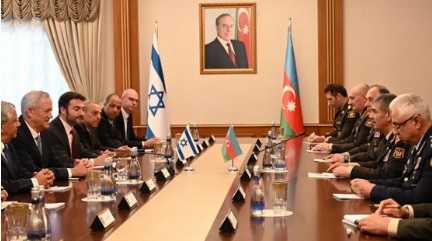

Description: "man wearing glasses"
351 93 432 205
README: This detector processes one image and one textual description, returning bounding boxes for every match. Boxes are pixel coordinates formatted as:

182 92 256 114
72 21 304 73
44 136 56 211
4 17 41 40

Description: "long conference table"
1 137 390 241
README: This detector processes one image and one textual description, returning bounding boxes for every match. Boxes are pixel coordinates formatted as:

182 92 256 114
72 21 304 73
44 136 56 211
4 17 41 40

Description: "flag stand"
184 161 194 172
228 159 238 172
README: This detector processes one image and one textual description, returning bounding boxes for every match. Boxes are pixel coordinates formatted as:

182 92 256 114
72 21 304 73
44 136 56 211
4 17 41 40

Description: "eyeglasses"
392 114 416 130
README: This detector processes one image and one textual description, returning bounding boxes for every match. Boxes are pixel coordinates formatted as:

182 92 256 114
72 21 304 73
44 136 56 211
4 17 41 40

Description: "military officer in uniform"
308 84 358 143
325 85 390 161
351 93 432 205
312 84 371 153
328 94 411 180
358 198 432 240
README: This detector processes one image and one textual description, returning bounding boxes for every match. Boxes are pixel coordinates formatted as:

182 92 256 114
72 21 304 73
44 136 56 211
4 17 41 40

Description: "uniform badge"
347 112 356 119
393 147 405 159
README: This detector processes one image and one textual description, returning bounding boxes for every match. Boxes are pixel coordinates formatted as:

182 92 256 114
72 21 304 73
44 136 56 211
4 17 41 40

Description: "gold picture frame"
199 3 257 75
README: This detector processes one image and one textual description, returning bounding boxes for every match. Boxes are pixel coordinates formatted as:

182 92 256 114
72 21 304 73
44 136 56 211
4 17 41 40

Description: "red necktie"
227 43 237 67
70 129 80 158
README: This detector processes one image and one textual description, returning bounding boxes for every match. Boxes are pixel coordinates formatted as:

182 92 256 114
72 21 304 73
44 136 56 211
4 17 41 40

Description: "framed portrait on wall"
199 3 257 74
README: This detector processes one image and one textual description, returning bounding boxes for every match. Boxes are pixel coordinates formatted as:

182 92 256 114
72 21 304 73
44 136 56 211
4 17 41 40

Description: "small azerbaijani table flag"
221 126 242 162
280 19 305 138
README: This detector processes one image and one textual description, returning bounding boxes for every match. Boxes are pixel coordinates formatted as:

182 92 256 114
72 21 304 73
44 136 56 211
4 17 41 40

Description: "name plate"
162 168 171 178
253 145 260 154
176 158 187 167
196 144 202 153
90 208 115 231
201 140 209 149
209 135 216 145
232 185 246 203
156 168 171 182
118 192 138 210
141 178 157 193
219 210 238 233
256 139 262 147
240 168 252 182
247 154 258 165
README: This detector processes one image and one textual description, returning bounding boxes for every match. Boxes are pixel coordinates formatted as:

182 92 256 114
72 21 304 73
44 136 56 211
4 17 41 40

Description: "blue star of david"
180 139 188 147
148 85 165 116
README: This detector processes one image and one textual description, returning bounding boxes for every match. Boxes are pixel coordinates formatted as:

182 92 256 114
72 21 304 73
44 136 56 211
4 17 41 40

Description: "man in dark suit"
116 89 158 148
98 93 126 148
45 92 106 170
12 91 87 179
205 13 248 69
359 198 432 240
75 101 110 157
1 101 54 194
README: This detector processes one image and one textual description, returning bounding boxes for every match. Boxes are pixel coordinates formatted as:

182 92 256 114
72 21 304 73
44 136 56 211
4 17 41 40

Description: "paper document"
45 202 65 210
313 158 332 163
333 193 363 200
307 172 336 179
44 185 72 192
306 149 330 154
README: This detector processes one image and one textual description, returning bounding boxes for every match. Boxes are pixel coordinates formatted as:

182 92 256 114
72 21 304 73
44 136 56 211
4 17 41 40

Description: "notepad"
333 193 363 200
313 158 332 163
342 214 369 227
45 202 65 210
307 172 336 179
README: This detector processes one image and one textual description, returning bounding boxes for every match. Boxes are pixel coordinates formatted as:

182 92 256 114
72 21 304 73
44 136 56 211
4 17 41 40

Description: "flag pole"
228 158 238 172
154 21 158 38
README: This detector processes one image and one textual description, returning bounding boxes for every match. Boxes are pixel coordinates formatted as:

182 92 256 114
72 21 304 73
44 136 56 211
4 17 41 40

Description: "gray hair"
1 101 16 127
390 93 431 121
215 13 232 26
374 93 396 113
21 91 50 117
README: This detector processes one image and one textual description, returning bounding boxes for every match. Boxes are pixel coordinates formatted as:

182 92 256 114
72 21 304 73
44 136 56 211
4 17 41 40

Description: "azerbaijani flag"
280 24 304 138
221 126 242 162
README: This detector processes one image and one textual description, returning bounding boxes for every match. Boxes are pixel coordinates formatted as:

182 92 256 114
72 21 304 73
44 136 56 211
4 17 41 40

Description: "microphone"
257 132 305 153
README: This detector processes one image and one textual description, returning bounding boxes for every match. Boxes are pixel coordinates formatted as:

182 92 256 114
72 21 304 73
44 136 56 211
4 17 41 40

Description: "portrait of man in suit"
200 4 256 74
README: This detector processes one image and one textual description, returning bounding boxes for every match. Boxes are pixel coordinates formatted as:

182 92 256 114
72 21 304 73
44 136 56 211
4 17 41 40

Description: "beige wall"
100 0 115 100
344 0 432 106
138 0 319 125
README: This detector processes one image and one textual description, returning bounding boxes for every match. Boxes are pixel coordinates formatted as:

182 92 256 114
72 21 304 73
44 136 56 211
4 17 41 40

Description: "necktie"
70 129 80 158
35 135 43 155
227 43 237 67
1 144 11 163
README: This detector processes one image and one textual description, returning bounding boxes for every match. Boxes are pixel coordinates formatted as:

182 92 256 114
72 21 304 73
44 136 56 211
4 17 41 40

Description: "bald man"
114 89 157 148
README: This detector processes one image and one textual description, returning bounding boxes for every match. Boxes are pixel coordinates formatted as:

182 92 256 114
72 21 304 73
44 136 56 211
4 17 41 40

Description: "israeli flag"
176 125 198 160
145 30 170 139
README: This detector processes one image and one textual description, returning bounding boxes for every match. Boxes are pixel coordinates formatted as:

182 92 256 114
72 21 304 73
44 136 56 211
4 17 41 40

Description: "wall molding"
113 0 141 124
318 0 344 123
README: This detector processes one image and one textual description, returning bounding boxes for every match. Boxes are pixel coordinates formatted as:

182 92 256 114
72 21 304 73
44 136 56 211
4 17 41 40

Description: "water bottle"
27 189 47 240
270 121 278 140
262 143 272 168
192 124 200 142
101 164 116 199
128 149 142 181
164 136 174 161
250 166 265 217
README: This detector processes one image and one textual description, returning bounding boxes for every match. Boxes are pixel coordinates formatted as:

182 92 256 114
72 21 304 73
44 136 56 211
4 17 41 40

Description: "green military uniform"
330 109 372 153
348 129 384 163
397 203 432 240
350 134 411 180
327 103 358 142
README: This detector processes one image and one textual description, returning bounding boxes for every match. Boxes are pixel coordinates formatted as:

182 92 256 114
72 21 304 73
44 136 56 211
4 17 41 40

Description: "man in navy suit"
205 13 248 69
